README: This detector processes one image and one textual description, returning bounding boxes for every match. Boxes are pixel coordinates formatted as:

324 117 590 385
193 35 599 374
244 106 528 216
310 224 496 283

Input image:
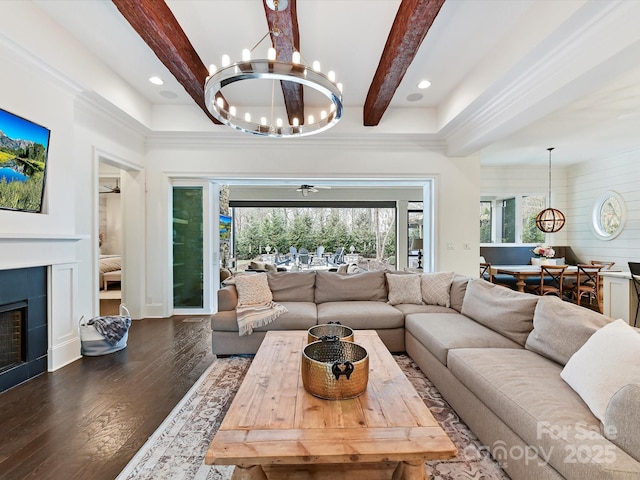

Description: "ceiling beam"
111 0 220 123
263 0 304 125
363 0 446 126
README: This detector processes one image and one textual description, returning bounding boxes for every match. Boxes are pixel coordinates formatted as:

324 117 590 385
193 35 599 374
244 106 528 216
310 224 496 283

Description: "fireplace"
0 267 48 393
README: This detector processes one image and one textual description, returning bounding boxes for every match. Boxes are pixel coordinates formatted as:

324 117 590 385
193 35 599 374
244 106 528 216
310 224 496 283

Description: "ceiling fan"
296 184 331 197
100 178 121 194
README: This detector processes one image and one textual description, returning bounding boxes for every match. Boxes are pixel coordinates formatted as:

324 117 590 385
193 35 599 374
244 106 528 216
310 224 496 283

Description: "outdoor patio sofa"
211 270 640 480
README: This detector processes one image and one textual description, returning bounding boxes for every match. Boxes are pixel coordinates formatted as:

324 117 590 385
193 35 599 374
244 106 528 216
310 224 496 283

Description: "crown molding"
145 130 447 152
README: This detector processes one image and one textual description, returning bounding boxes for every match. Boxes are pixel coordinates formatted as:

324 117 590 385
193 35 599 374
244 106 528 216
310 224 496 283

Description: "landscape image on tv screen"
220 215 232 241
0 108 50 213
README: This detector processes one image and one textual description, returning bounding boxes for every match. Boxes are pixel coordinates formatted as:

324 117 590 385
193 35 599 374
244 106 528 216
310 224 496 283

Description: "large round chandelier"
204 0 343 138
535 147 566 233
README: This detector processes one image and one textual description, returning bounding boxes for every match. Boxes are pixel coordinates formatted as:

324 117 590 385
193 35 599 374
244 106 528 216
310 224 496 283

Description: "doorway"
98 162 123 315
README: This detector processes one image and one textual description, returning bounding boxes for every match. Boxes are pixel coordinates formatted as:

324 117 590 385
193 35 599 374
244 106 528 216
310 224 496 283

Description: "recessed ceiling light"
417 80 431 89
149 76 164 85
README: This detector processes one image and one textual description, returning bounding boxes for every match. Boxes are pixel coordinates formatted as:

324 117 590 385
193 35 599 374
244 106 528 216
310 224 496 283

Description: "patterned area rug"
117 355 510 480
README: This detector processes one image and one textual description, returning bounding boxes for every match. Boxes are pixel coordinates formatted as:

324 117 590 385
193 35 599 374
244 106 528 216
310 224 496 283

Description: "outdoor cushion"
448 348 640 479
526 295 612 365
314 270 387 303
461 278 538 346
405 313 521 366
317 301 404 329
268 271 316 302
210 302 317 332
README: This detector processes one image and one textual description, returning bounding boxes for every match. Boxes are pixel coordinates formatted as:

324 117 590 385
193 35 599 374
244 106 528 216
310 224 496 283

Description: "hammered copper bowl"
301 337 369 400
307 323 354 344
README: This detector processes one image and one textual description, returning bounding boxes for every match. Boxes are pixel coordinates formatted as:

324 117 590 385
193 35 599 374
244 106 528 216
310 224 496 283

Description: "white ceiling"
31 0 640 166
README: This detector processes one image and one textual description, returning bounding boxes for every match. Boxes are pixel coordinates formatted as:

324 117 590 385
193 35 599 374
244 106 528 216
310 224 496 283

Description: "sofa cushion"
526 295 612 365
317 301 404 329
386 273 423 305
449 275 470 313
392 304 456 315
604 384 640 463
267 271 316 303
405 313 522 366
234 272 272 306
421 271 455 307
211 302 317 332
561 319 640 422
461 279 538 346
314 271 387 303
448 348 640 479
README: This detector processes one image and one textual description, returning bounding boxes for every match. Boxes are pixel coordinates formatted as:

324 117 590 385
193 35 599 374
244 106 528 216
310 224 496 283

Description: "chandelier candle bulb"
242 49 251 62
208 64 217 75
276 118 283 128
260 117 267 126
244 113 251 122
216 97 224 109
267 48 276 61
337 82 343 93
308 114 314 124
312 60 321 72
328 71 336 82
293 117 299 127
292 51 301 64
221 54 230 67
229 106 236 116
321 110 327 119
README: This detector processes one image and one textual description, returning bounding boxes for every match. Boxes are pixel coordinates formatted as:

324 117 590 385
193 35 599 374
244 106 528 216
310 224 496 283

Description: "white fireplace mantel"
0 233 88 371
0 234 87 271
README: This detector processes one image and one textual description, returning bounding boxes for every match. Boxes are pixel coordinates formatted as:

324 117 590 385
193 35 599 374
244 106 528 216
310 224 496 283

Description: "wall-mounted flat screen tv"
220 214 232 241
0 108 50 213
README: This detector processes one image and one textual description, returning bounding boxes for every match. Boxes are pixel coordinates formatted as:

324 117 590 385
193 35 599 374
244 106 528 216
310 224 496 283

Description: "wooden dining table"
490 265 579 292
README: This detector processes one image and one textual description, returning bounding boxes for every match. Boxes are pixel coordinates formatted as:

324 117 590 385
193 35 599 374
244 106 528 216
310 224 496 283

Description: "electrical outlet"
464 242 471 250
447 243 454 250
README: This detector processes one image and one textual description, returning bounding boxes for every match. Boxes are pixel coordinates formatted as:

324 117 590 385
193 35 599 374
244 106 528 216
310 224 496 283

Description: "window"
481 195 545 244
408 201 423 268
592 191 625 240
230 201 397 270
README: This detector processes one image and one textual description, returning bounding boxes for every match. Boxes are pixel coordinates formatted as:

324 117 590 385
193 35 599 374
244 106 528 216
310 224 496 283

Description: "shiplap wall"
565 151 640 272
480 166 569 246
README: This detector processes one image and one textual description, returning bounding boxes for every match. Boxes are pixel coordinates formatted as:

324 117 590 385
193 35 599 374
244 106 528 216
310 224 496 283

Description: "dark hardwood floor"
0 315 215 480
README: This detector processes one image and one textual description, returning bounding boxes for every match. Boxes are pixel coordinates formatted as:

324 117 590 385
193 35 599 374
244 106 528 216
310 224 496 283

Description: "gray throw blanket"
89 315 131 345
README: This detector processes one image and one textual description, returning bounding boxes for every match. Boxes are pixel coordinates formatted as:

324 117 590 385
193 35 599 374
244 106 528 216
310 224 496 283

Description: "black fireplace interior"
0 267 47 393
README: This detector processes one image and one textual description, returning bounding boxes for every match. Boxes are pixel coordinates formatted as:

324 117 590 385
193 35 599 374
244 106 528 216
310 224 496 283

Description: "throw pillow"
386 273 423 305
337 264 349 274
421 271 455 307
234 272 273 306
249 260 266 270
561 319 640 422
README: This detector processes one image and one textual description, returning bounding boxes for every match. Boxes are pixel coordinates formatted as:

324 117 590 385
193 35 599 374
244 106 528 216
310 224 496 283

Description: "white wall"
565 151 640 270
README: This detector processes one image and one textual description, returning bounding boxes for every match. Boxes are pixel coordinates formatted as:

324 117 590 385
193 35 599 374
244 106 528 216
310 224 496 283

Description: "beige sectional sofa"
211 270 640 480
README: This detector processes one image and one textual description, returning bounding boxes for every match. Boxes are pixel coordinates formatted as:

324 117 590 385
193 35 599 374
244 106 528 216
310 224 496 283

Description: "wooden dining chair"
480 262 493 282
629 262 640 327
533 265 568 297
572 264 603 312
590 260 615 270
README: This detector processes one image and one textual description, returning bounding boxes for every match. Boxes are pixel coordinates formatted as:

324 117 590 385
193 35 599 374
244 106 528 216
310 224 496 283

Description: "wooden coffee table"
205 330 456 479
